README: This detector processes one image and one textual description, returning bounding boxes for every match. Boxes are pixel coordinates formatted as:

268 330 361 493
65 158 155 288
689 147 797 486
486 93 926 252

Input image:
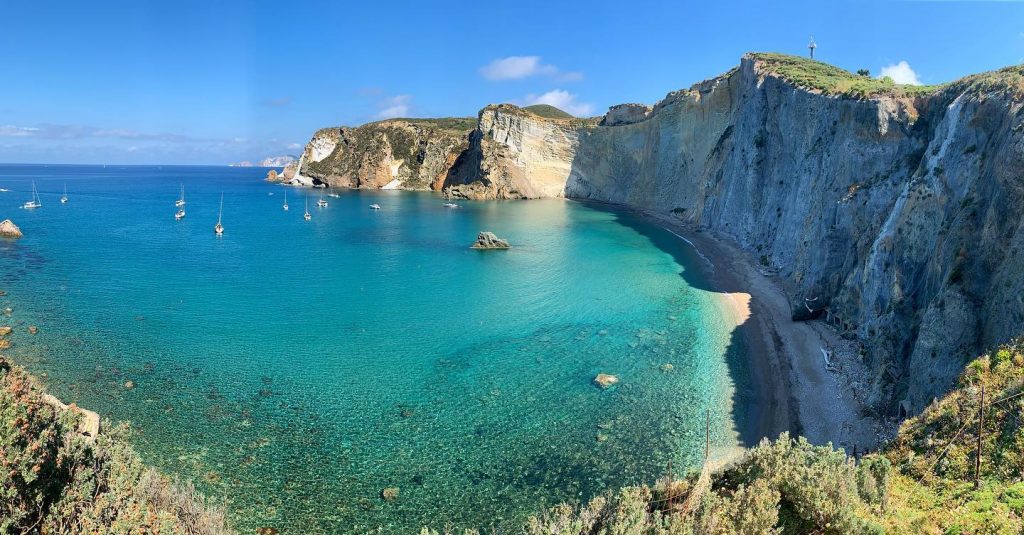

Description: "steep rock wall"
300 120 471 190
443 56 1024 414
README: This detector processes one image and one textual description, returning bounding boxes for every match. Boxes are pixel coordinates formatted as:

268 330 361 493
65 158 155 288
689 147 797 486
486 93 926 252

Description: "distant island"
229 155 297 168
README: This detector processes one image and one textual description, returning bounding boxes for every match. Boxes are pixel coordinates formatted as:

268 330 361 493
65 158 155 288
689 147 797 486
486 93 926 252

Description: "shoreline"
655 213 893 451
582 200 893 451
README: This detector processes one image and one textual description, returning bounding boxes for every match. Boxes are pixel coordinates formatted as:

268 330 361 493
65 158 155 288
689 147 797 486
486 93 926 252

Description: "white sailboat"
370 203 381 210
175 184 186 207
175 208 185 220
328 187 340 198
282 189 289 211
60 183 68 204
304 194 312 221
214 193 224 236
23 181 41 209
317 189 328 208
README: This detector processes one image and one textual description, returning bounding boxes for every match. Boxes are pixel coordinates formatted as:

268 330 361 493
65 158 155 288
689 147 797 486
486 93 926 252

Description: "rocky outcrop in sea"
0 219 23 238
470 232 510 250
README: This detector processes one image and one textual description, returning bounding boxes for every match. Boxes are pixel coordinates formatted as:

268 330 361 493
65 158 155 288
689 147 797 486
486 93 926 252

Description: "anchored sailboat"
283 189 289 211
175 184 186 207
175 208 185 220
23 181 41 209
328 187 340 198
214 193 224 236
304 194 311 221
317 189 328 208
60 183 68 204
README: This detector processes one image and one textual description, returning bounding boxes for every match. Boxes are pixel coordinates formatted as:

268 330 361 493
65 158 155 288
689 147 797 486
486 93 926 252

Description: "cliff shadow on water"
580 201 793 451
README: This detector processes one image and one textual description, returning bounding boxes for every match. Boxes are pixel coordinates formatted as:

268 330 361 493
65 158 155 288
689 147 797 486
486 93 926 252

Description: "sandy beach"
633 207 893 452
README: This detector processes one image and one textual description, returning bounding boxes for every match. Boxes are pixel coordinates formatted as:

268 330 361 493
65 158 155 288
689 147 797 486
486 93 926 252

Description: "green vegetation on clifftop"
523 104 575 119
372 117 477 133
748 52 943 99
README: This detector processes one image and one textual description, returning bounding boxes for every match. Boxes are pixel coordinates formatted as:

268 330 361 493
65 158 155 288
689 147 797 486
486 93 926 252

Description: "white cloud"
878 61 922 85
0 125 39 137
525 89 594 117
0 123 196 142
375 95 411 119
480 56 582 82
287 143 302 150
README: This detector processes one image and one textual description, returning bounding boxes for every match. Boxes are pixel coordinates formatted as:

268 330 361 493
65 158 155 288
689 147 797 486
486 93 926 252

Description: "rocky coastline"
292 52 1024 432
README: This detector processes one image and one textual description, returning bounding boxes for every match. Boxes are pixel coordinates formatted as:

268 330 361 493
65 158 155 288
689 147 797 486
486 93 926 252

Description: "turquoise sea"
0 164 747 532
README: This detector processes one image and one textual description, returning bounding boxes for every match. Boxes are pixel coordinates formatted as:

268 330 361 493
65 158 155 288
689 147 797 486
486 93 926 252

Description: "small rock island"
0 219 23 239
470 231 510 250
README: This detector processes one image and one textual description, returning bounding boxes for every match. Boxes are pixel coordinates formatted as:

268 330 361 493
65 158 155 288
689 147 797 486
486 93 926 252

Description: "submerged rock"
27 325 37 335
660 363 674 373
593 373 619 389
470 231 510 250
381 487 400 501
0 326 11 337
0 339 10 350
0 219 22 239
124 380 135 390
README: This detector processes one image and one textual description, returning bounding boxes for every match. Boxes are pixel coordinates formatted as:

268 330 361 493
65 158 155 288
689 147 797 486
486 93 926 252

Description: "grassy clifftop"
748 52 943 99
523 104 575 119
946 63 1024 100
0 357 230 534
483 103 602 127
369 117 477 133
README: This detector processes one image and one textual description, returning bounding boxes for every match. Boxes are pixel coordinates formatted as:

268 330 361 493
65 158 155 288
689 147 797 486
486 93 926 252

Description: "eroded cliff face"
299 120 472 190
297 55 1024 415
442 56 1024 415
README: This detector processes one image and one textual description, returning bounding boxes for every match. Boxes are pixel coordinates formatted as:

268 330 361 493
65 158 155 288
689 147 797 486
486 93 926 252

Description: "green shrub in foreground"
0 358 230 534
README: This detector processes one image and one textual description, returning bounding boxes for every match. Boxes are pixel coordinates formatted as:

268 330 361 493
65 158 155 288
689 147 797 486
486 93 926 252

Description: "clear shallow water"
0 165 742 532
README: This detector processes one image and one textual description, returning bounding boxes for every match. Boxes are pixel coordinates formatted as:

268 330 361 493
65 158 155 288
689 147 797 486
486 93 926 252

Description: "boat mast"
217 193 224 225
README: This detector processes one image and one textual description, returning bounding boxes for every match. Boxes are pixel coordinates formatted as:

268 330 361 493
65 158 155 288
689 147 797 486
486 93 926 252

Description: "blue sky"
2 0 1022 165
